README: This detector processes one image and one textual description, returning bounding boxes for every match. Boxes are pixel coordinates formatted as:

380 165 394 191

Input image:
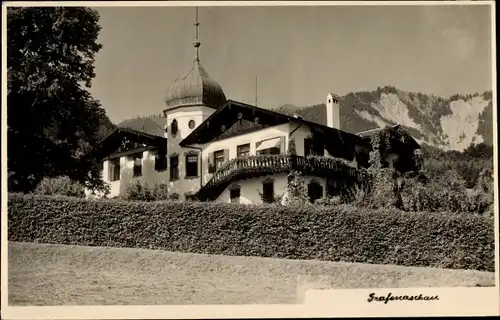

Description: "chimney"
326 92 340 130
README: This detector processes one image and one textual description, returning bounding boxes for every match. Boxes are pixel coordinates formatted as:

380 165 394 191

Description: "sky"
88 4 493 123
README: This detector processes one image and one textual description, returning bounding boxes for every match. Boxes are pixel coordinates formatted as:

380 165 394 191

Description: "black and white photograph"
2 0 498 318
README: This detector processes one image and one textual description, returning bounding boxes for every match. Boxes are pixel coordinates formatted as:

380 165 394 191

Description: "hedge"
8 194 495 272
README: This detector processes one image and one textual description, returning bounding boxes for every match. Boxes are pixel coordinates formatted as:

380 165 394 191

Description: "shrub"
284 170 309 206
476 166 494 194
398 175 493 214
7 194 495 271
315 196 342 206
34 176 85 198
121 181 171 201
168 192 180 201
361 168 401 209
151 183 169 201
121 180 154 201
85 180 111 198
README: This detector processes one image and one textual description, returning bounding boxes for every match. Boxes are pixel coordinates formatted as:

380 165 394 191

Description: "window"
154 151 167 172
230 187 241 204
185 154 199 178
133 155 142 177
170 156 179 181
257 147 280 155
188 120 196 129
304 138 324 156
262 181 274 203
214 150 225 170
109 159 120 182
256 137 281 155
237 144 250 158
308 181 323 203
171 119 178 136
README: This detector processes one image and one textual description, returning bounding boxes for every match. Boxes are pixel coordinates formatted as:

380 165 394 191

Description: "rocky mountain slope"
273 86 493 151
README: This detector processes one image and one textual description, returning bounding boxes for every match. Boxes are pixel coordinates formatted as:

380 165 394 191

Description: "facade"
90 9 420 202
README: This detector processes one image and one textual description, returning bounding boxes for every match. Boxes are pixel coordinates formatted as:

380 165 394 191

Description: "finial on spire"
193 6 201 62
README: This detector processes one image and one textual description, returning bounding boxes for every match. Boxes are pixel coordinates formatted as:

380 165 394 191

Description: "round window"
188 120 196 129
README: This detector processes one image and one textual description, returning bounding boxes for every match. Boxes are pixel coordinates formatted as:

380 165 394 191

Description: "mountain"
273 86 493 151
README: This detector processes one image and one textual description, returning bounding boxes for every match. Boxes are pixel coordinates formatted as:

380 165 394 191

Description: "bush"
152 183 169 201
364 168 401 209
315 196 342 206
121 181 170 201
121 180 154 201
284 170 309 206
398 170 493 214
7 194 495 271
34 176 85 198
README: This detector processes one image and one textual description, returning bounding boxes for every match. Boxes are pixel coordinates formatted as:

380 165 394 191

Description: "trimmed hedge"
8 194 495 272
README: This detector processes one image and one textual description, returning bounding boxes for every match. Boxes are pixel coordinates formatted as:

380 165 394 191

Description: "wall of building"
288 124 313 156
199 123 293 186
215 173 328 205
165 105 216 198
98 150 169 198
215 174 289 204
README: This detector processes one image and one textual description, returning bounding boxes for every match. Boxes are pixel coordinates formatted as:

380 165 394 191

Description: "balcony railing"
196 154 366 200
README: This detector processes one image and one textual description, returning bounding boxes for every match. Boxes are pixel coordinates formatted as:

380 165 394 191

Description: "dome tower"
163 7 227 114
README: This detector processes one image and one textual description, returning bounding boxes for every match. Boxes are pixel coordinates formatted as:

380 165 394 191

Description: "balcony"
195 154 367 201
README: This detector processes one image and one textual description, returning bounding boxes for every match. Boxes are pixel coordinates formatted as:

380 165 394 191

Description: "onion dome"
163 7 227 111
164 60 227 110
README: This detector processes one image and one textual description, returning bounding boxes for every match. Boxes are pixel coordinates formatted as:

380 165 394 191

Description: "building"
91 8 420 203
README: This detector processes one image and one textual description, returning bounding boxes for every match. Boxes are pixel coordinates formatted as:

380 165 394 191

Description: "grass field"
8 242 495 306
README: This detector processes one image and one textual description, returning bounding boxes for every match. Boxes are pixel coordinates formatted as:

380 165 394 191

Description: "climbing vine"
287 138 297 155
284 138 309 206
369 125 415 169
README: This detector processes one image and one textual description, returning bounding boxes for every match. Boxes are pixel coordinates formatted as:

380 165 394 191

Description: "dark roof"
180 100 362 146
117 117 168 138
356 125 420 149
92 127 168 161
357 125 399 137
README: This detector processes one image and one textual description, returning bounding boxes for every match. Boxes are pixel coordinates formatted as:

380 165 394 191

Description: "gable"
179 101 292 145
180 100 365 152
117 117 168 138
92 127 168 162
216 119 270 140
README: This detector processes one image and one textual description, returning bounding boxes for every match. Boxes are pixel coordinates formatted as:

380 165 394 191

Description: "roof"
117 117 168 138
92 126 168 161
164 60 227 111
356 125 400 137
180 99 362 146
356 125 420 149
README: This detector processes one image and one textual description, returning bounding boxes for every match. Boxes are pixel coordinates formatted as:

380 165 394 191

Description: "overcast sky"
88 4 493 123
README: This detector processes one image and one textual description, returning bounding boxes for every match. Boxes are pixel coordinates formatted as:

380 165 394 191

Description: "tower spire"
193 6 200 62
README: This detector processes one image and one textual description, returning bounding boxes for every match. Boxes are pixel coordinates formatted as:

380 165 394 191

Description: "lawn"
8 242 495 306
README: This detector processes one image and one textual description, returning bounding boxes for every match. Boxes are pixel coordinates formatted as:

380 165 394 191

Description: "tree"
7 7 114 192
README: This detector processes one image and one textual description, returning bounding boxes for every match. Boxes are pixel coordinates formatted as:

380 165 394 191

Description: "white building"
92 9 420 203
